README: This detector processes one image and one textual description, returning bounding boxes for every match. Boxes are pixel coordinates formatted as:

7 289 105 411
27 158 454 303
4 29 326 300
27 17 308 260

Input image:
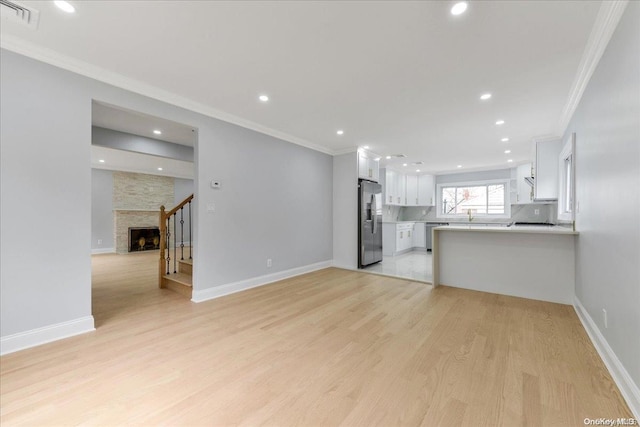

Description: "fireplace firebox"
128 227 161 252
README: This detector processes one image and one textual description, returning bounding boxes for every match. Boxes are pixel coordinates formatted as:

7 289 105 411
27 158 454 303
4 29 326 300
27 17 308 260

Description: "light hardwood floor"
0 251 632 426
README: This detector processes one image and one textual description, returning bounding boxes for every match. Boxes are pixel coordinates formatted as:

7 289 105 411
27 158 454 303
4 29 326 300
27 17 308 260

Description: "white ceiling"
1 1 602 174
92 101 197 147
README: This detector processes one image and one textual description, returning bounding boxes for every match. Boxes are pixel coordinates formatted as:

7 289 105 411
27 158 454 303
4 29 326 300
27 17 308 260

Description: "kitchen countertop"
434 224 578 235
383 220 466 224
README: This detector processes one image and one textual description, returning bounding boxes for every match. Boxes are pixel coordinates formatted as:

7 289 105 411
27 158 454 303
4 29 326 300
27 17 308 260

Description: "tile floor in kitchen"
363 251 432 282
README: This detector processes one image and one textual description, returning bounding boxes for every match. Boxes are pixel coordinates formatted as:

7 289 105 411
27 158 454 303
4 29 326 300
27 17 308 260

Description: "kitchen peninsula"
432 225 578 304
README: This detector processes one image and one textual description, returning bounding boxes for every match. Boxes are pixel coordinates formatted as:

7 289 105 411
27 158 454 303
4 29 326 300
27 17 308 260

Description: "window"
558 133 576 221
438 180 510 218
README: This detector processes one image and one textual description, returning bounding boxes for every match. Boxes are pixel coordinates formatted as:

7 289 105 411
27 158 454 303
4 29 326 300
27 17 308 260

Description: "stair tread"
163 272 192 286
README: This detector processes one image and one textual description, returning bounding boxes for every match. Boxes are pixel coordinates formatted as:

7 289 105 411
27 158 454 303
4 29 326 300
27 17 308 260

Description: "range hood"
524 176 535 187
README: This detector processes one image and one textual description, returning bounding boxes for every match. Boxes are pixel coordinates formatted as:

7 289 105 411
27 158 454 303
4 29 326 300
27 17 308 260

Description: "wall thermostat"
211 180 221 189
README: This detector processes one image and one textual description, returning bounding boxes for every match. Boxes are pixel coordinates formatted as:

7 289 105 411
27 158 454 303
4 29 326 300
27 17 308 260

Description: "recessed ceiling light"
416 169 421 172
501 137 509 142
54 1 75 13
258 95 269 102
403 163 408 167
157 167 163 171
336 130 344 135
363 145 369 149
451 2 468 16
386 156 392 159
98 159 105 163
504 150 511 154
374 157 381 162
480 93 492 100
496 120 505 125
507 159 514 163
457 165 462 168
153 130 162 135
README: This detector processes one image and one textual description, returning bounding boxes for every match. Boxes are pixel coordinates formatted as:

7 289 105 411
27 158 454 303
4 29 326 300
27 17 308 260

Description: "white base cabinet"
383 222 426 256
413 223 426 248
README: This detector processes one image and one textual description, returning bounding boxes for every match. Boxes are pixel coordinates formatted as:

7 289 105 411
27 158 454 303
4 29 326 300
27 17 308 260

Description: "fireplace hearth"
128 227 161 252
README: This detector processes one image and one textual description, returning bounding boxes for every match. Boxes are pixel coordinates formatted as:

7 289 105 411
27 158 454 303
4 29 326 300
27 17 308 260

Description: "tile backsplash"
382 205 402 222
394 203 557 224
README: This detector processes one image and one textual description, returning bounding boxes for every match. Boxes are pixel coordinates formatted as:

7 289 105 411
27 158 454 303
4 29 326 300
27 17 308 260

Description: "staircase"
159 194 194 298
162 258 193 298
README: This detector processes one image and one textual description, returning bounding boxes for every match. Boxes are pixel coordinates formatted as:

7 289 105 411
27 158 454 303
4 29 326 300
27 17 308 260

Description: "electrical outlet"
534 209 540 215
267 258 272 268
97 239 102 245
206 203 215 213
422 210 426 215
603 309 608 328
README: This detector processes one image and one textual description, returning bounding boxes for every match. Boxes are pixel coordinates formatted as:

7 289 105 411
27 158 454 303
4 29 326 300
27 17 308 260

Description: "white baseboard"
91 247 115 255
574 297 640 419
192 260 333 303
0 316 95 356
331 262 357 270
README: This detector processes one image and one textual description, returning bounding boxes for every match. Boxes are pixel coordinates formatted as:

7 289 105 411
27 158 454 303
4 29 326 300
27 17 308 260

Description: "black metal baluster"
173 213 177 273
188 200 192 260
166 217 171 275
180 207 185 260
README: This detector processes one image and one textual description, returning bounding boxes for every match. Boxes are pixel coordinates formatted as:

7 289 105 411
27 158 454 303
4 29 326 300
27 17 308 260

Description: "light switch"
206 203 215 213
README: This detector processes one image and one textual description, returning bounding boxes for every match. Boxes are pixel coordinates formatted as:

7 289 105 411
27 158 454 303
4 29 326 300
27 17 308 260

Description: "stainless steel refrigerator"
358 179 383 268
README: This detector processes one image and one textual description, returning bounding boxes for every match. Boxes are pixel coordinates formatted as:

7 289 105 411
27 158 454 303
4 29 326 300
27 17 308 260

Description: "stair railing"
159 194 193 287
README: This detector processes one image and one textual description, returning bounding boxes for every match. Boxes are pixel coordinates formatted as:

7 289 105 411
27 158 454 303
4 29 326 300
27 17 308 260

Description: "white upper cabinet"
418 174 435 206
395 173 406 205
358 150 380 182
534 139 561 201
384 170 435 206
384 170 397 205
405 175 418 206
515 163 534 204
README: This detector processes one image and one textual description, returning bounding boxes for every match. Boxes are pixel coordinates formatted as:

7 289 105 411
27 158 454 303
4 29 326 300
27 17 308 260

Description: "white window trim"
557 133 576 222
436 179 511 219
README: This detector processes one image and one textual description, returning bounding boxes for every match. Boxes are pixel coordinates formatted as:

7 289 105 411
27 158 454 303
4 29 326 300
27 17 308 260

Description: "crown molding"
531 134 561 143
557 0 629 135
332 147 359 156
0 36 336 156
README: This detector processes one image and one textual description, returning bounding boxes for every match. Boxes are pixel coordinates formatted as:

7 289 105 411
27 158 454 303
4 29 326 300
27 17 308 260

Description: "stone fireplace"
128 227 161 252
112 172 174 254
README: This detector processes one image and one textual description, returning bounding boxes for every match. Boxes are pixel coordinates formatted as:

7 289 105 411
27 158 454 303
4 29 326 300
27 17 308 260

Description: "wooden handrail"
163 194 194 219
159 193 193 288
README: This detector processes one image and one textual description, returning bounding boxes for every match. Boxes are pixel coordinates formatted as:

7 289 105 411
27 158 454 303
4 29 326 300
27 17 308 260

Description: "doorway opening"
90 101 197 327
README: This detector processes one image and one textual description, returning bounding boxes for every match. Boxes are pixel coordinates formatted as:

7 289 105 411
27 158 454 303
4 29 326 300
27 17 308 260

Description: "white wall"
1 49 333 351
564 1 640 412
1 51 94 344
91 169 115 251
332 152 358 269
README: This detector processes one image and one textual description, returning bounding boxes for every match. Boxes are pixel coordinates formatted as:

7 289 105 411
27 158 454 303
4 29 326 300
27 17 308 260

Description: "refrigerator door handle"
371 194 377 234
